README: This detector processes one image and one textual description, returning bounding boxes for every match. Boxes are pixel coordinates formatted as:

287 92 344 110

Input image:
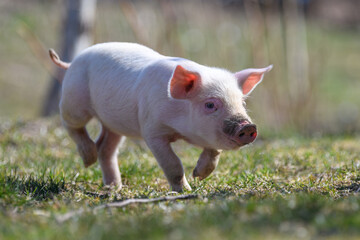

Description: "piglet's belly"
92 111 142 138
101 120 142 138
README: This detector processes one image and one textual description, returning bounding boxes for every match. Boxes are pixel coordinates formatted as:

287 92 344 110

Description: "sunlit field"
1 1 360 239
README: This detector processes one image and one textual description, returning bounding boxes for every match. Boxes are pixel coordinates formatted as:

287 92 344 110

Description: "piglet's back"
79 43 164 137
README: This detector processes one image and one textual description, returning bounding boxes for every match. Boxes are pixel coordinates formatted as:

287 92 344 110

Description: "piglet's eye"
205 102 215 109
204 98 222 114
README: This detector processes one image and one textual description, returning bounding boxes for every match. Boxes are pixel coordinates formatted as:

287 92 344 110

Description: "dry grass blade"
94 194 198 210
16 23 54 77
119 1 148 45
56 194 198 223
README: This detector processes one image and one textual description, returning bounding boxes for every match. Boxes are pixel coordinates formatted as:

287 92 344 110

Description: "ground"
1 118 360 240
1 1 360 239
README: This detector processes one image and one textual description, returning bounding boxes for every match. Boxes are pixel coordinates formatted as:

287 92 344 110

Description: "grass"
1 2 360 239
1 118 360 239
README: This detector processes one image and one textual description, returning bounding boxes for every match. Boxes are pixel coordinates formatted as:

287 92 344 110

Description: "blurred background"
0 0 359 137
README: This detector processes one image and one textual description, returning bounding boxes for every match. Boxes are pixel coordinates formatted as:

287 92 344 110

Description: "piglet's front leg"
193 148 222 180
145 136 191 192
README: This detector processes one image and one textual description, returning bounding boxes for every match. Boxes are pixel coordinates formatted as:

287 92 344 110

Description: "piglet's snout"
223 118 257 146
231 123 257 145
231 122 257 146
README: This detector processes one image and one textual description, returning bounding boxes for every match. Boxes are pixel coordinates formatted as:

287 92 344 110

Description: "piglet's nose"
237 124 257 144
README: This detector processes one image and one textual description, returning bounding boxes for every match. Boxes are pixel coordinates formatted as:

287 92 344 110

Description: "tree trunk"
42 0 96 116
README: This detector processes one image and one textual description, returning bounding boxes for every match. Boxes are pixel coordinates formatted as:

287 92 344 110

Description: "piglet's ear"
169 65 200 99
235 65 273 95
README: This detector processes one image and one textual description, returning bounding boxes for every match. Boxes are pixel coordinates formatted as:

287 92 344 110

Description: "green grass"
1 2 359 239
1 118 360 239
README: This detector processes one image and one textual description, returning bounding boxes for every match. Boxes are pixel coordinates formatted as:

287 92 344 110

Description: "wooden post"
42 0 96 116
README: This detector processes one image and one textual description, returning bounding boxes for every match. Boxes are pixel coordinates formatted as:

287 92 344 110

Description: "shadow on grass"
336 182 360 193
84 191 112 199
0 171 66 201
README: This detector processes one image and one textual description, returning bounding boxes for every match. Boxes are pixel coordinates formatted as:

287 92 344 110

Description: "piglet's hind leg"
65 126 98 167
96 126 123 188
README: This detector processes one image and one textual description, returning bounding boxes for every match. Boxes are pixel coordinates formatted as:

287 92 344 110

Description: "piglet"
49 42 272 192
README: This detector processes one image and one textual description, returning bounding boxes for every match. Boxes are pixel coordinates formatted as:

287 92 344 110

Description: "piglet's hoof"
192 168 201 179
170 175 192 192
192 167 211 181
